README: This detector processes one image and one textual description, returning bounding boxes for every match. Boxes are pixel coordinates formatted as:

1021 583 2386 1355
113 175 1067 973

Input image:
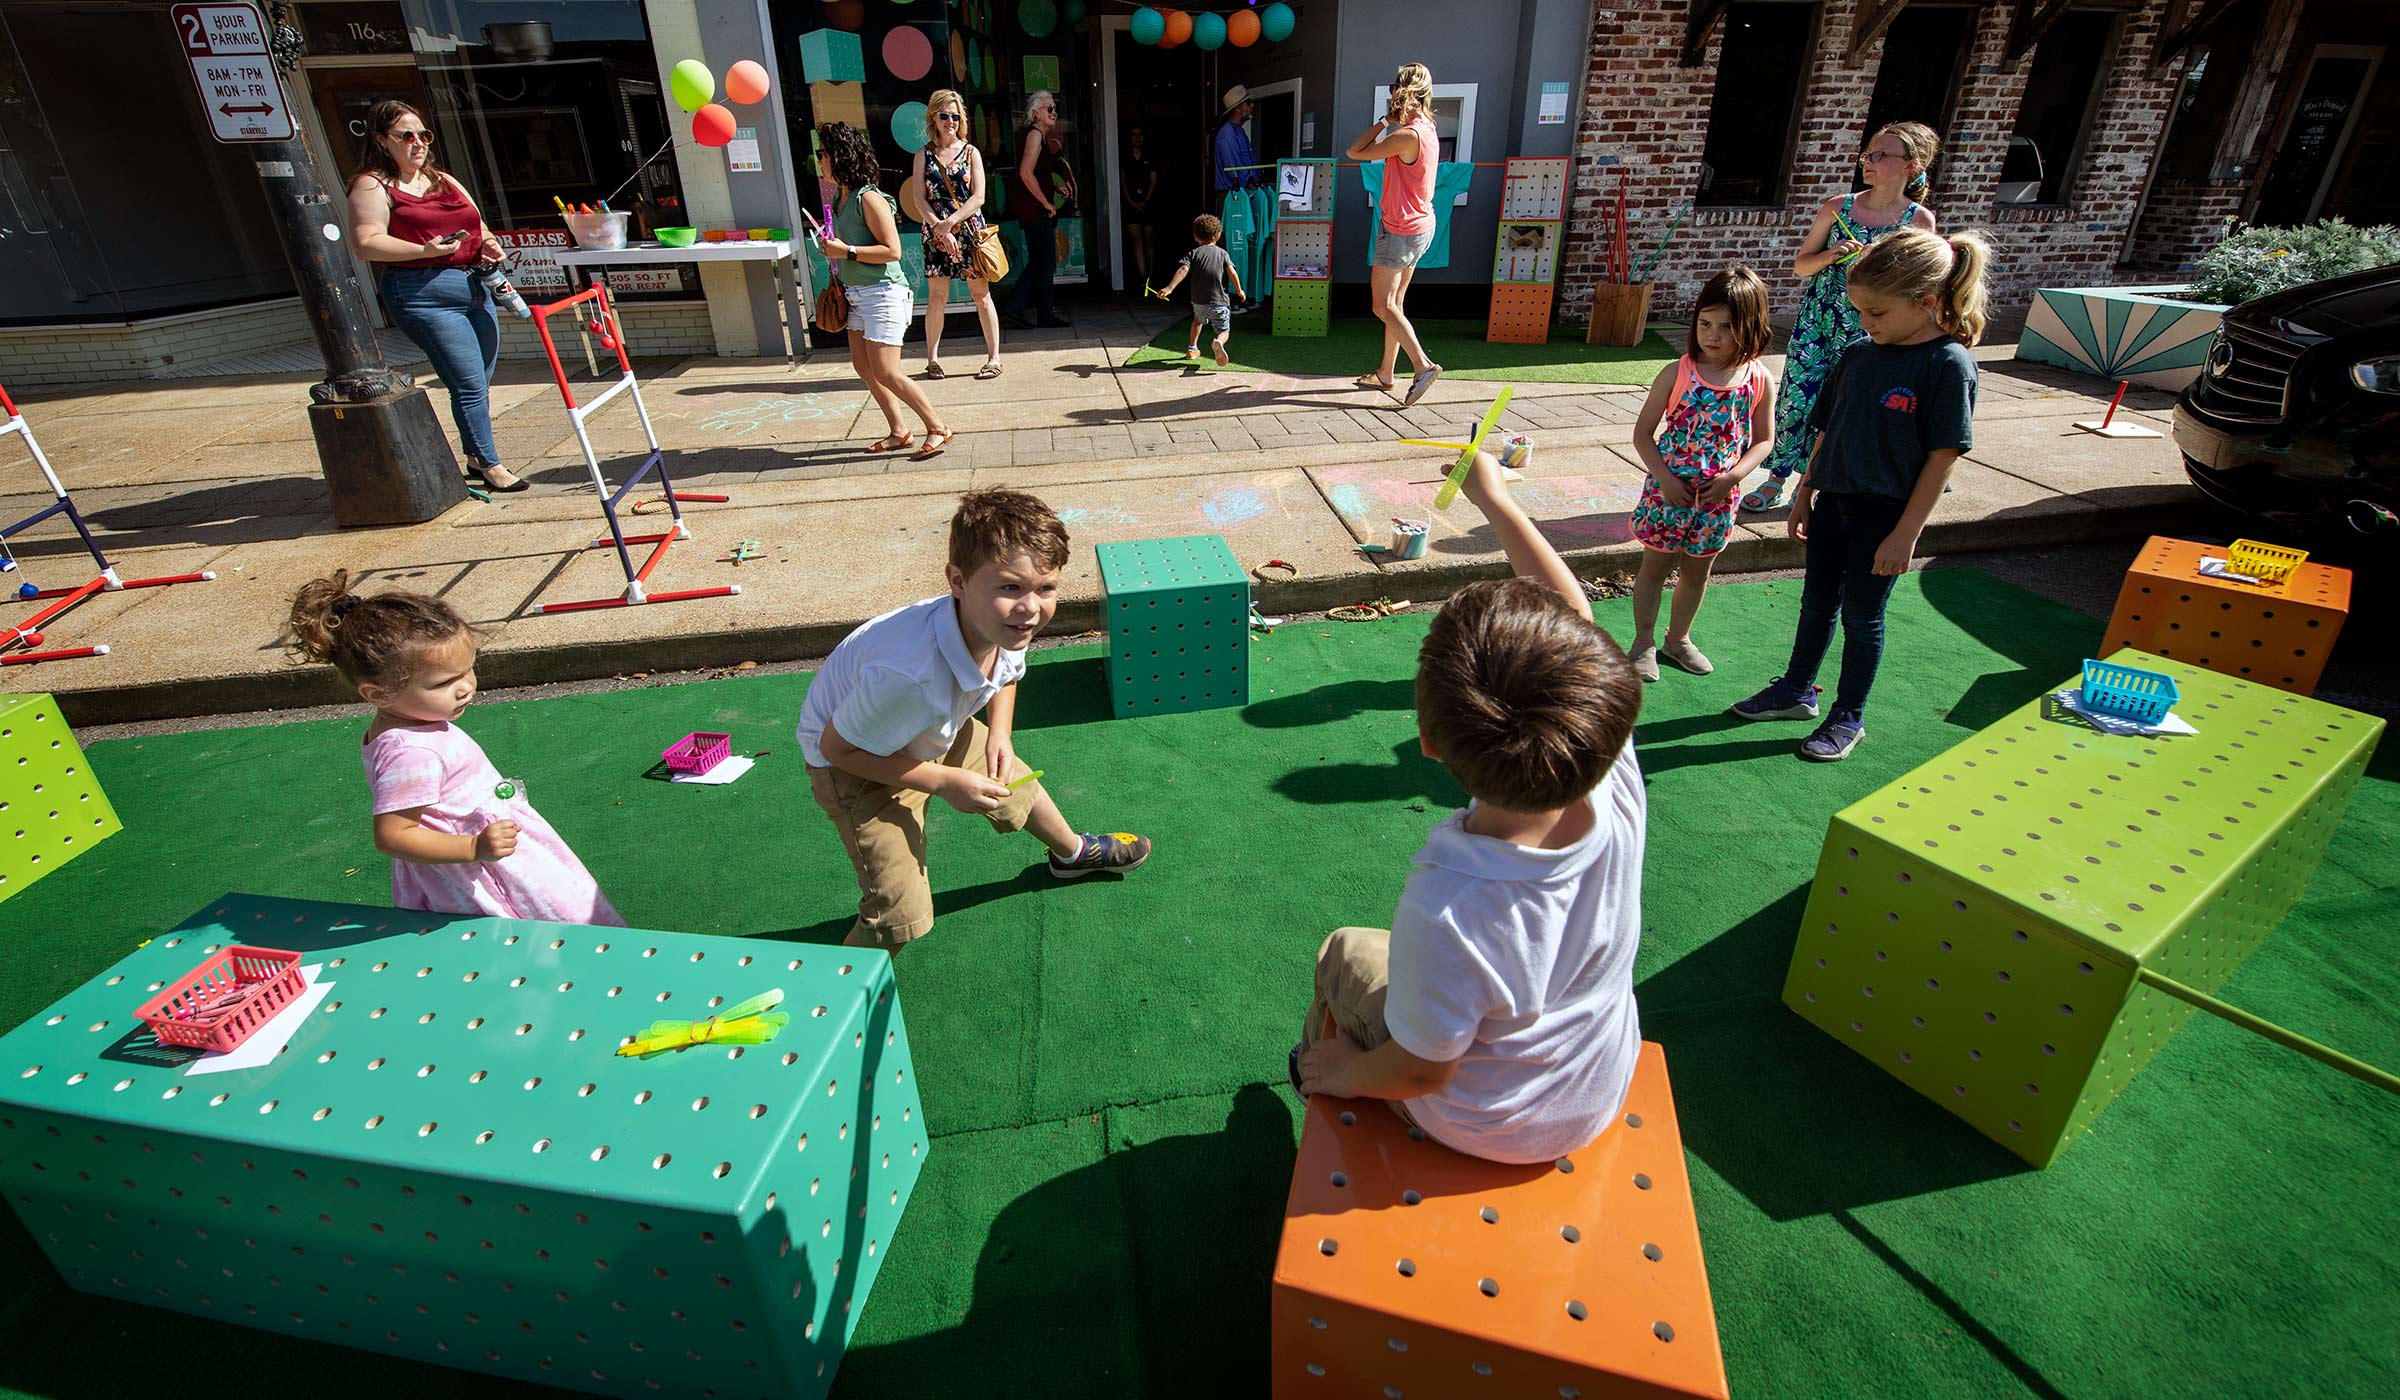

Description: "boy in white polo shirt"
799 489 1151 948
1293 451 1646 1165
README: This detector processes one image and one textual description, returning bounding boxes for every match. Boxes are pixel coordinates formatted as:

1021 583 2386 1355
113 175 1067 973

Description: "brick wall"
1562 1 2192 326
2125 178 2248 277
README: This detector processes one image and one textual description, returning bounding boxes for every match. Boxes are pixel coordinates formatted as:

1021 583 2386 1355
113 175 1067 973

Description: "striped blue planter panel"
2017 286 2228 392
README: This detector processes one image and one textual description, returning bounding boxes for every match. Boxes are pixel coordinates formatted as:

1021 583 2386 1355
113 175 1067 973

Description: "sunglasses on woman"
392 130 434 145
936 112 962 124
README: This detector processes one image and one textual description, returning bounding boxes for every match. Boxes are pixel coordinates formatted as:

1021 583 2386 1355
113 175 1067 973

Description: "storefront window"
1697 2 1817 208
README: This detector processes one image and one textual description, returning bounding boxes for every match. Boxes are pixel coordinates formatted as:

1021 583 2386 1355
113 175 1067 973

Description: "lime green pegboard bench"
0 893 926 1399
1782 650 2384 1167
0 692 119 905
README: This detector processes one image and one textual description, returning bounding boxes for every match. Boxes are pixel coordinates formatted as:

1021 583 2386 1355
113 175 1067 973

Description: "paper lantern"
1130 7 1164 45
1018 0 1057 39
1160 9 1191 48
1261 2 1296 44
1192 12 1225 49
669 59 714 113
1064 0 1087 21
825 0 864 28
882 24 933 81
1227 10 1260 46
692 102 736 147
724 59 769 105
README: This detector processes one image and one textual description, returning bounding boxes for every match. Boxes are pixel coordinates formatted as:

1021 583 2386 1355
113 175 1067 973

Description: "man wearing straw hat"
1213 86 1263 312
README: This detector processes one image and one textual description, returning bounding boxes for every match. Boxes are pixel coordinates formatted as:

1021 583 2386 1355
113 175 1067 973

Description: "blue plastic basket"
2080 658 2180 724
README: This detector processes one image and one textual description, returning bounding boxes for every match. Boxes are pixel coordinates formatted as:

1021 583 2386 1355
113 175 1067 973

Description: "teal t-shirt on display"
1357 162 1476 270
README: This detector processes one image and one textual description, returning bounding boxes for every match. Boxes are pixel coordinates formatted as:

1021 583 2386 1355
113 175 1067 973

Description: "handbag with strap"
813 190 852 332
970 223 1009 283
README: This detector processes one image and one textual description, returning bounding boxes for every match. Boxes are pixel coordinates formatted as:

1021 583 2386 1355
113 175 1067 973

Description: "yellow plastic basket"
2227 538 2307 584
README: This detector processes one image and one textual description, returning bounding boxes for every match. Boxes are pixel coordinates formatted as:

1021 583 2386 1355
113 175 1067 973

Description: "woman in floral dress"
911 89 1003 380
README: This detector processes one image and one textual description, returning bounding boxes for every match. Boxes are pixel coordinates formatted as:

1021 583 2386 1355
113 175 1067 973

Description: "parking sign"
174 3 296 143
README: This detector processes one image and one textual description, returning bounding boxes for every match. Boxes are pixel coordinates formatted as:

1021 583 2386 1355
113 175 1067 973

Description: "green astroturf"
1 569 2394 1399
1124 315 1678 385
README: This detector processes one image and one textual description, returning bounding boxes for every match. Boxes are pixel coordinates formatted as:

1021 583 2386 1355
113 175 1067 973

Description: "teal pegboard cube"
1781 652 2382 1167
1096 534 1250 718
797 28 865 84
1 692 119 905
1272 277 1330 337
0 894 927 1398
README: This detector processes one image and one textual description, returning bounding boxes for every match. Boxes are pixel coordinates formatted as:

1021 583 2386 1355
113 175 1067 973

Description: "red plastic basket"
133 946 307 1052
662 731 732 775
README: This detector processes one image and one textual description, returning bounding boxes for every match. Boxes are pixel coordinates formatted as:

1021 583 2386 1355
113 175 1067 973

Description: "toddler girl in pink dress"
288 571 622 925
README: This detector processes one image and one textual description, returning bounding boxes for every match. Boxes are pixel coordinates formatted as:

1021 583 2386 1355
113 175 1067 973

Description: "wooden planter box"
2018 285 2228 391
1584 281 1652 347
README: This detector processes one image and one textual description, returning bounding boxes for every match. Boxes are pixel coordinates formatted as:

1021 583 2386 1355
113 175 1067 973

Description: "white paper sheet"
2196 556 2269 585
2052 689 2199 737
184 965 331 1076
1278 163 1314 208
670 754 756 786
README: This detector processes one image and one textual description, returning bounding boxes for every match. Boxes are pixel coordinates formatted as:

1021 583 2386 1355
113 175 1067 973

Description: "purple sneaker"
1799 717 1866 762
1729 678 1820 722
1049 831 1152 880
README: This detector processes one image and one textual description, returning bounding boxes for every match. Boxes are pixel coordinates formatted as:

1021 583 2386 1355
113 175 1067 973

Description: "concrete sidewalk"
2 304 2201 724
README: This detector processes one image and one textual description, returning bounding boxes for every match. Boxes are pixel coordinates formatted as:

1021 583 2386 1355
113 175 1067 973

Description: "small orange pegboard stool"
1271 1042 1728 1398
2101 535 2350 695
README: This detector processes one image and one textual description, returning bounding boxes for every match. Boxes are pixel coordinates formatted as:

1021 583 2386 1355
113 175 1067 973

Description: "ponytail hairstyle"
1689 264 1773 367
1388 63 1434 125
288 569 473 690
1870 120 1941 201
1847 228 1993 347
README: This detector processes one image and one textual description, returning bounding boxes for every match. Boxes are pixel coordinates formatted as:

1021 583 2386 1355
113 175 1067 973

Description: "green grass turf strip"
1124 315 1678 385
0 570 2394 1398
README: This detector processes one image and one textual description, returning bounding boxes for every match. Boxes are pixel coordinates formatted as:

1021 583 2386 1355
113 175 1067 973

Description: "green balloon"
670 59 714 114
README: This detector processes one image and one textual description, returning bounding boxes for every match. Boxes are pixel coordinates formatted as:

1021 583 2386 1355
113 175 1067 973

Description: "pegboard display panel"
1782 652 2382 1166
1273 280 1330 338
1272 1043 1728 1399
1493 221 1561 285
2101 535 2351 696
0 894 929 1400
1500 157 1570 221
1097 535 1249 718
1487 284 1556 346
1276 160 1337 220
1274 221 1333 281
0 692 119 905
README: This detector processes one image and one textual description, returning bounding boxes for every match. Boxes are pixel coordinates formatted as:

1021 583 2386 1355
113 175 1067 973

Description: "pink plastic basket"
662 731 732 775
133 946 306 1052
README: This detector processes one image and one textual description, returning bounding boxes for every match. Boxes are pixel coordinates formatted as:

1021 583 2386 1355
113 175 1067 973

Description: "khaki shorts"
807 717 1039 948
1301 926 1423 1129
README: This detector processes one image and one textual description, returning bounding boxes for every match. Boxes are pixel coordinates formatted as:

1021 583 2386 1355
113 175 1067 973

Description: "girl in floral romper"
1741 122 1941 511
1626 267 1777 682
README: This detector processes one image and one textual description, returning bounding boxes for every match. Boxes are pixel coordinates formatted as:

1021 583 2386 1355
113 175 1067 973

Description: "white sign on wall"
174 3 295 143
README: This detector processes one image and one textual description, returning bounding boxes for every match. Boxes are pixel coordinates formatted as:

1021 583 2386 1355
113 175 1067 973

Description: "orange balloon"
693 103 736 148
1160 9 1191 47
724 59 769 105
1227 10 1260 46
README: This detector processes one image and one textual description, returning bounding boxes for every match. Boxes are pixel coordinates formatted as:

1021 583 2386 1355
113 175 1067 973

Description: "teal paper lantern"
1018 0 1056 39
1130 6 1164 46
1192 12 1225 49
1063 0 1087 22
1260 2 1296 44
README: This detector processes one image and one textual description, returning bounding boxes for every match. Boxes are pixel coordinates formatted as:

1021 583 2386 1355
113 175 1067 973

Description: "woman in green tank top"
815 122 952 458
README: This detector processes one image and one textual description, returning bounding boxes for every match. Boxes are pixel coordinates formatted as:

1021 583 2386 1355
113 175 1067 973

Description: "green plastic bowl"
655 226 698 248
765 227 793 242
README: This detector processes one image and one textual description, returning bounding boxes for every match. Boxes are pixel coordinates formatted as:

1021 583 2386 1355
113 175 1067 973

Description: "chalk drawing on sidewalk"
1200 487 1269 528
1055 505 1143 528
693 394 866 437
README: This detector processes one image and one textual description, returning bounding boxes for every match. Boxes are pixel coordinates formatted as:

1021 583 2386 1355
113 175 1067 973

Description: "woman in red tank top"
1345 63 1444 406
344 100 525 492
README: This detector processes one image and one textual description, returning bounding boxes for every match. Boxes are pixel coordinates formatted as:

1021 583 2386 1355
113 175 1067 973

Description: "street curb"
47 489 2199 728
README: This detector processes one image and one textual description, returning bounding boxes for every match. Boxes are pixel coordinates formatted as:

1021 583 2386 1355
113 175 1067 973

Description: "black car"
2175 263 2400 538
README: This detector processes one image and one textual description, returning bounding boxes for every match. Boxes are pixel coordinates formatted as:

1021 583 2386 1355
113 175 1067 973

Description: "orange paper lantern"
1160 9 1191 48
1227 10 1260 46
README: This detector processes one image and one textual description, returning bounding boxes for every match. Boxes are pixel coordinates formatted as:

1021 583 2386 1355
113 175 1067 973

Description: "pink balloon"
882 25 934 82
725 59 770 105
693 103 737 148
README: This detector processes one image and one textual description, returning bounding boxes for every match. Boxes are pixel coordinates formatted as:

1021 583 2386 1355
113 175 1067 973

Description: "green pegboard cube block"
0 894 928 1399
1096 534 1250 718
0 692 119 905
1272 277 1330 337
797 28 865 84
1781 651 2382 1167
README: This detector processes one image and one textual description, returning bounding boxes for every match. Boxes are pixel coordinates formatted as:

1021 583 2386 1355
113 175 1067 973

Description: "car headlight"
2351 356 2400 395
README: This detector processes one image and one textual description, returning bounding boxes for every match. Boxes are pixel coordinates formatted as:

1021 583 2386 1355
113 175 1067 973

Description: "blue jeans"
383 265 501 468
1782 491 1911 722
1003 215 1057 318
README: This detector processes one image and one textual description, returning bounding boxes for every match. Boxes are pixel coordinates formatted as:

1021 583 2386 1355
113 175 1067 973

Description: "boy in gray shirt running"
1150 213 1245 365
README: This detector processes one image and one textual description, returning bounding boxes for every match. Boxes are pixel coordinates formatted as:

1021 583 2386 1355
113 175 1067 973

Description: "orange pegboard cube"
1487 284 1554 345
1271 1042 1728 1399
2101 535 2351 695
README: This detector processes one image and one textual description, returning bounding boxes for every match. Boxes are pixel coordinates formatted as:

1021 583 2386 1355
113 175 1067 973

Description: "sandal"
913 428 955 460
1353 373 1396 391
867 432 915 453
1740 478 1787 511
925 361 947 380
975 361 1002 379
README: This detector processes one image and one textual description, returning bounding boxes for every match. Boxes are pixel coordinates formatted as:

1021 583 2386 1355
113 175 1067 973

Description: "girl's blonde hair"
1689 265 1773 367
1848 228 1993 347
1869 120 1940 200
1388 63 1434 124
287 569 471 688
924 89 965 143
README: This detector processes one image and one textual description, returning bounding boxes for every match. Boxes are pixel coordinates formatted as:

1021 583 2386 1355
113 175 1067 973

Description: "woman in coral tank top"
1346 63 1443 405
